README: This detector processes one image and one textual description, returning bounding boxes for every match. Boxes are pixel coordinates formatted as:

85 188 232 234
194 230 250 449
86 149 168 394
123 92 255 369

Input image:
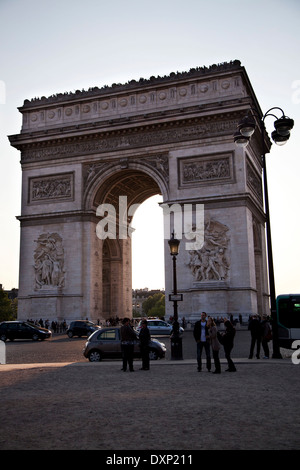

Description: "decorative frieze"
179 152 233 187
23 75 241 128
21 118 238 162
29 173 74 203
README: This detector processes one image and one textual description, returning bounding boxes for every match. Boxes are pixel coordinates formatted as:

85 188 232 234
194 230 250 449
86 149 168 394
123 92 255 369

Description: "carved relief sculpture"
246 161 263 202
183 157 230 183
30 173 73 203
33 233 65 289
188 217 230 281
179 153 233 188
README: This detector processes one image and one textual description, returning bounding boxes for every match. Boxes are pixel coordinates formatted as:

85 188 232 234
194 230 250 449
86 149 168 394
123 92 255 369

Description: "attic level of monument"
10 60 262 148
20 60 244 108
9 60 270 323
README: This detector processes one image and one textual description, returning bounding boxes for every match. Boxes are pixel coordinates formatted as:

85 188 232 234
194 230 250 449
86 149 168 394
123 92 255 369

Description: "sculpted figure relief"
31 175 72 202
33 233 65 289
183 158 230 183
188 217 230 281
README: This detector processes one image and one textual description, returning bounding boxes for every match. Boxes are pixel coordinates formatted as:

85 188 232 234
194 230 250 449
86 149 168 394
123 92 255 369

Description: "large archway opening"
131 194 164 290
92 169 165 320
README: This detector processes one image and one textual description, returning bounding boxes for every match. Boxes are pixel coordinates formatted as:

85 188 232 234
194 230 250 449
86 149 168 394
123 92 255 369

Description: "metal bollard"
0 340 6 364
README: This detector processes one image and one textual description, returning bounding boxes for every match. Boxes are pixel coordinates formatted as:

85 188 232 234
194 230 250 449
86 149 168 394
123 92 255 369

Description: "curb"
0 357 291 371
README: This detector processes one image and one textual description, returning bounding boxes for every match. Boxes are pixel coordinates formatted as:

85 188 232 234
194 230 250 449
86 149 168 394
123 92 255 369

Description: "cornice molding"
16 115 240 163
16 209 98 226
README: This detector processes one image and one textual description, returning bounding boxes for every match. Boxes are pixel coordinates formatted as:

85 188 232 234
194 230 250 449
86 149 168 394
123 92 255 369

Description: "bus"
276 294 300 348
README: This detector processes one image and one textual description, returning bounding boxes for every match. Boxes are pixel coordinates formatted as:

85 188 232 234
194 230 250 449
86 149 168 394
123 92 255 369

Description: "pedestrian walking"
207 317 221 374
193 312 211 372
248 314 261 359
219 319 237 372
261 314 272 359
120 318 137 372
139 319 150 370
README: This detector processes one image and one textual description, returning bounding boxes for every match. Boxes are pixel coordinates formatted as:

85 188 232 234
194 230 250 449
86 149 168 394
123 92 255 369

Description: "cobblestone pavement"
0 356 299 451
0 328 298 451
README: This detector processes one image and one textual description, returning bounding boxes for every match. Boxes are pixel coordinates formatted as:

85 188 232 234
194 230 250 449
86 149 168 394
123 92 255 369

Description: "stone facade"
9 60 270 323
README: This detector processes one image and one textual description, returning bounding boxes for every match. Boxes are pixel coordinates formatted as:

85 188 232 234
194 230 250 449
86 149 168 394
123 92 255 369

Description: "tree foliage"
142 293 165 318
0 288 16 322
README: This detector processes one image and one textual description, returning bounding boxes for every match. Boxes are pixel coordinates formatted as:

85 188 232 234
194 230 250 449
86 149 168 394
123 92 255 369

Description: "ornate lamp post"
234 107 294 359
168 231 183 359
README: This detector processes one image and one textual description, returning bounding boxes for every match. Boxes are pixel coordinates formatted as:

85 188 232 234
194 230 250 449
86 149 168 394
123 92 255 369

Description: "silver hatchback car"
83 326 166 362
136 319 184 336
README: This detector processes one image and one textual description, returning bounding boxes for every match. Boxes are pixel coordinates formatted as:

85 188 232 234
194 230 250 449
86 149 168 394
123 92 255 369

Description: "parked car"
0 321 52 342
66 320 101 338
83 326 166 362
136 319 184 336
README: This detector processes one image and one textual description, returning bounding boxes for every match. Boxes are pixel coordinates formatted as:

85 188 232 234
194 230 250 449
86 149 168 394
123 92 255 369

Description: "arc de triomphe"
9 60 270 323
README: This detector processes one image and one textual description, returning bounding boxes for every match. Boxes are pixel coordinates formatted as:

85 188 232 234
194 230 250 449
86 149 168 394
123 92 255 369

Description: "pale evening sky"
0 0 299 294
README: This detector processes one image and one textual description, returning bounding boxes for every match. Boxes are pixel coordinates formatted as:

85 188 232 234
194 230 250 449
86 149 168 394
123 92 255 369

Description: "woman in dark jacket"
139 319 151 370
221 320 237 372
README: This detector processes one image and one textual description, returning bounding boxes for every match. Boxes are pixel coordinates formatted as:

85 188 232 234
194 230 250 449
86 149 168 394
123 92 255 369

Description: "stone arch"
87 167 164 320
83 159 169 213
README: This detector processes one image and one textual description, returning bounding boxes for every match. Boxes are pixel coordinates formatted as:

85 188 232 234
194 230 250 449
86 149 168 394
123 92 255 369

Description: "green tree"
142 293 165 318
11 298 18 319
0 288 15 321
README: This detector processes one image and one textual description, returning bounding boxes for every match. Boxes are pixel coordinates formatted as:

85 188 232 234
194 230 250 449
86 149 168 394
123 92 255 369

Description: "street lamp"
168 231 183 360
234 107 294 359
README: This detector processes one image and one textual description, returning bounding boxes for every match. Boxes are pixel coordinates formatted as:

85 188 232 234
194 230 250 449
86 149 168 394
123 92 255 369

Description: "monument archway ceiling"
93 169 161 210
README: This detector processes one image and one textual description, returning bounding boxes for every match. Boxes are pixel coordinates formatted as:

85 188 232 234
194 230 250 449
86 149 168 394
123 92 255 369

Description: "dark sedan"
0 321 52 342
66 320 101 338
83 326 166 362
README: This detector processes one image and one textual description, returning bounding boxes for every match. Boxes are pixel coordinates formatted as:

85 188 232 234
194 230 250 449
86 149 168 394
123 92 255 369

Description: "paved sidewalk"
0 357 299 450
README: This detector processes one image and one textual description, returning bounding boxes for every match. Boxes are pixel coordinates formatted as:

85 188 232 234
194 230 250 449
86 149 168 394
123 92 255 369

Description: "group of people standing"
248 313 272 359
120 317 150 372
193 312 236 373
120 311 272 373
120 313 237 374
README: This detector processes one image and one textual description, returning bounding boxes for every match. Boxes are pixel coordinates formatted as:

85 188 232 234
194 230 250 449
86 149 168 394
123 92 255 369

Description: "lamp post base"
272 350 283 359
170 334 183 360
